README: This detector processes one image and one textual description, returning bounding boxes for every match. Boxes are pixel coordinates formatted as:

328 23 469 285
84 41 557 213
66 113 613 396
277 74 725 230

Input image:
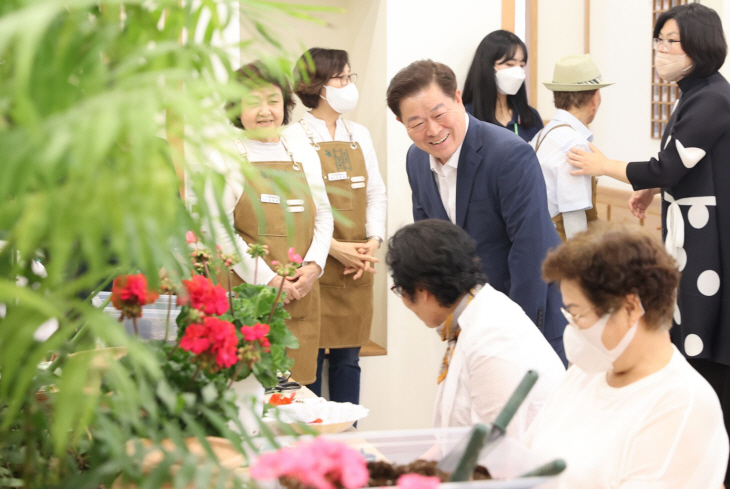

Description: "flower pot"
230 375 265 436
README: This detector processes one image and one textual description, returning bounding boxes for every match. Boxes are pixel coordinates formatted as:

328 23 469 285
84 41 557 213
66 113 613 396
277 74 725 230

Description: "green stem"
227 270 234 314
228 361 245 389
268 276 286 323
203 260 211 280
164 293 172 342
23 403 34 488
185 363 202 390
132 316 138 336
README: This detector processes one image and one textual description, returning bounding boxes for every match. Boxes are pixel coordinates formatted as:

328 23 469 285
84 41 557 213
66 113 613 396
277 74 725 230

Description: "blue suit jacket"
406 114 567 362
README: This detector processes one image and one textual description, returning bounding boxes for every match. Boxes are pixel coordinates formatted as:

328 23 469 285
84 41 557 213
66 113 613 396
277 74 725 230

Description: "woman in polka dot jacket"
566 4 730 484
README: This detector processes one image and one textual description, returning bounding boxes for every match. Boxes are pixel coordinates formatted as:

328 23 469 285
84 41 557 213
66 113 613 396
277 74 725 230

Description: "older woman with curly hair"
523 222 728 488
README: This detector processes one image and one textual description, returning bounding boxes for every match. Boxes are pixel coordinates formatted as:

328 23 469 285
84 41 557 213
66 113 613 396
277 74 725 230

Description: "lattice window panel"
651 0 691 139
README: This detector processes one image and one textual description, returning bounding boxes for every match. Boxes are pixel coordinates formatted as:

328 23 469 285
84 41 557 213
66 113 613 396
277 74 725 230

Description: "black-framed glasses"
390 284 403 298
653 38 682 51
330 73 358 86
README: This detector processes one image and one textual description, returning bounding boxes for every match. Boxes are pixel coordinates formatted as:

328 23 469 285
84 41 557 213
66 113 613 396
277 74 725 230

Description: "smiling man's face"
397 82 467 164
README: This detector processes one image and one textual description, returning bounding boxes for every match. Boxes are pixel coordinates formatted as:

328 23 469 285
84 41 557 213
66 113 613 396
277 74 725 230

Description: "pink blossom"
250 437 368 489
397 474 441 489
186 231 198 244
271 260 279 266
288 247 303 264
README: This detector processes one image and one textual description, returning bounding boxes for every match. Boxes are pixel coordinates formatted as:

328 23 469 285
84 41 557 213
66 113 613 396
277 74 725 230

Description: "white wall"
535 0 585 121
359 0 503 431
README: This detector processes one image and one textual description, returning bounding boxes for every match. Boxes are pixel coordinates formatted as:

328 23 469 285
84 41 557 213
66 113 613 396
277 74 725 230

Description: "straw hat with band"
543 54 614 92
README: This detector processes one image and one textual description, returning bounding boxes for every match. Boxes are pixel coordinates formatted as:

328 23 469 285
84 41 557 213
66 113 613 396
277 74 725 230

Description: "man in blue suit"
386 59 567 364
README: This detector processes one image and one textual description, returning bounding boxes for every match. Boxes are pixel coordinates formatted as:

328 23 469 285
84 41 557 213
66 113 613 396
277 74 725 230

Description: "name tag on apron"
288 206 305 213
351 182 365 189
261 194 280 204
286 199 304 206
328 171 348 181
351 176 365 183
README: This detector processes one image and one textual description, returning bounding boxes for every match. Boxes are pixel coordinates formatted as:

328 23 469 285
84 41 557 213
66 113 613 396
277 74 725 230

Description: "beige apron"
218 137 320 384
300 118 373 348
534 124 598 242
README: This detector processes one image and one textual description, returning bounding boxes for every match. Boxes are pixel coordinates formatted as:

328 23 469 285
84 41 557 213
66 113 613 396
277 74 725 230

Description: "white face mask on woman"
321 83 359 114
655 52 693 82
495 66 526 95
562 301 644 374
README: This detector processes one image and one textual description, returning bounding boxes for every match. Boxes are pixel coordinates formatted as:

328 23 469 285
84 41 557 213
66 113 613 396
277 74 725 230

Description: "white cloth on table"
283 112 387 240
432 284 565 439
522 346 729 489
205 136 333 285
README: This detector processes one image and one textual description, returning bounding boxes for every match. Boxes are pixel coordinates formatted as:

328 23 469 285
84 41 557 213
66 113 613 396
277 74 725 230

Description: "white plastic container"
96 291 182 341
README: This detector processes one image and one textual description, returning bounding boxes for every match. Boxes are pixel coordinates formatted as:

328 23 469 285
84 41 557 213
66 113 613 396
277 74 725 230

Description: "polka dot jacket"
627 72 730 365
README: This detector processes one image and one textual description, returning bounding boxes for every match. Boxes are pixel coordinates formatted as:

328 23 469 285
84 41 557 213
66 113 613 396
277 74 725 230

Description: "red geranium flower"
179 323 210 355
177 275 229 316
110 274 160 319
241 323 271 352
179 316 239 369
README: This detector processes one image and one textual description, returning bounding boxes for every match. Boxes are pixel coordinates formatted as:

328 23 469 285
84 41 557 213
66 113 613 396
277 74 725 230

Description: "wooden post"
502 0 516 32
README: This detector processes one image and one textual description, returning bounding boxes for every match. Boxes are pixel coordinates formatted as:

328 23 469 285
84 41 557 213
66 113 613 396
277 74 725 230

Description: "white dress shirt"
429 114 470 224
433 284 565 439
523 347 729 489
283 112 387 240
205 136 333 286
530 109 594 218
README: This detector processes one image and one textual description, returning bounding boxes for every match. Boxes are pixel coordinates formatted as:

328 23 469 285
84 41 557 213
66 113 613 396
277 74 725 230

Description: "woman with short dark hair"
462 30 543 141
205 61 334 385
283 48 386 406
387 219 564 437
524 222 728 488
566 6 730 481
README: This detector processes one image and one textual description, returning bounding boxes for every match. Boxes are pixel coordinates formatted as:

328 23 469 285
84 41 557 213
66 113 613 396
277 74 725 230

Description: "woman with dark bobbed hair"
205 61 333 385
463 30 543 141
283 48 386 406
524 222 728 488
567 6 730 481
387 219 564 438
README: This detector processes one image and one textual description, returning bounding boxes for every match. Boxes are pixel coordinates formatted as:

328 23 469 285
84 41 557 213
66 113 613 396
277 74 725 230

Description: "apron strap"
298 119 320 150
279 136 301 172
235 137 301 172
533 123 574 153
340 118 358 149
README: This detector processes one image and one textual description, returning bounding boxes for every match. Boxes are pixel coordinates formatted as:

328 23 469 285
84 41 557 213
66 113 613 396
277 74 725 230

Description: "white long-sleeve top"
433 284 565 439
205 136 333 286
523 346 729 489
283 112 387 240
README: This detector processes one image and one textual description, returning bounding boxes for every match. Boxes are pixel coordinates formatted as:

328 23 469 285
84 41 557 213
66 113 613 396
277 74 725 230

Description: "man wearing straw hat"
530 54 614 241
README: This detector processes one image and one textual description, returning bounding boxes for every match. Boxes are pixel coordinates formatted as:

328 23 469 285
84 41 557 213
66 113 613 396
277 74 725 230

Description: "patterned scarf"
437 291 476 384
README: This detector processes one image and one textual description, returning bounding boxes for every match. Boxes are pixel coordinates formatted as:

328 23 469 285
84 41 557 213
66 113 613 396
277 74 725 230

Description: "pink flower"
178 275 229 316
271 260 279 266
288 247 303 264
186 231 198 244
250 438 368 489
397 474 441 489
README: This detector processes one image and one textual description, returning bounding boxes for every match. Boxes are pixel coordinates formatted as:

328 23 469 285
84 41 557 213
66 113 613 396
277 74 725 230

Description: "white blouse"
205 136 333 286
283 112 387 240
523 346 729 489
433 284 565 440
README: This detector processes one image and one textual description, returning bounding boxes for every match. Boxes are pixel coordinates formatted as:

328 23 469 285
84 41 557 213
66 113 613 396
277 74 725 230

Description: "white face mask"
562 302 644 374
321 83 359 114
495 66 526 95
655 52 693 82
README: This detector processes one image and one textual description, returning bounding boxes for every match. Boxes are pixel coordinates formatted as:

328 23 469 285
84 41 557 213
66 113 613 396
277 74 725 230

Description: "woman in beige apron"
207 62 334 385
284 48 387 405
